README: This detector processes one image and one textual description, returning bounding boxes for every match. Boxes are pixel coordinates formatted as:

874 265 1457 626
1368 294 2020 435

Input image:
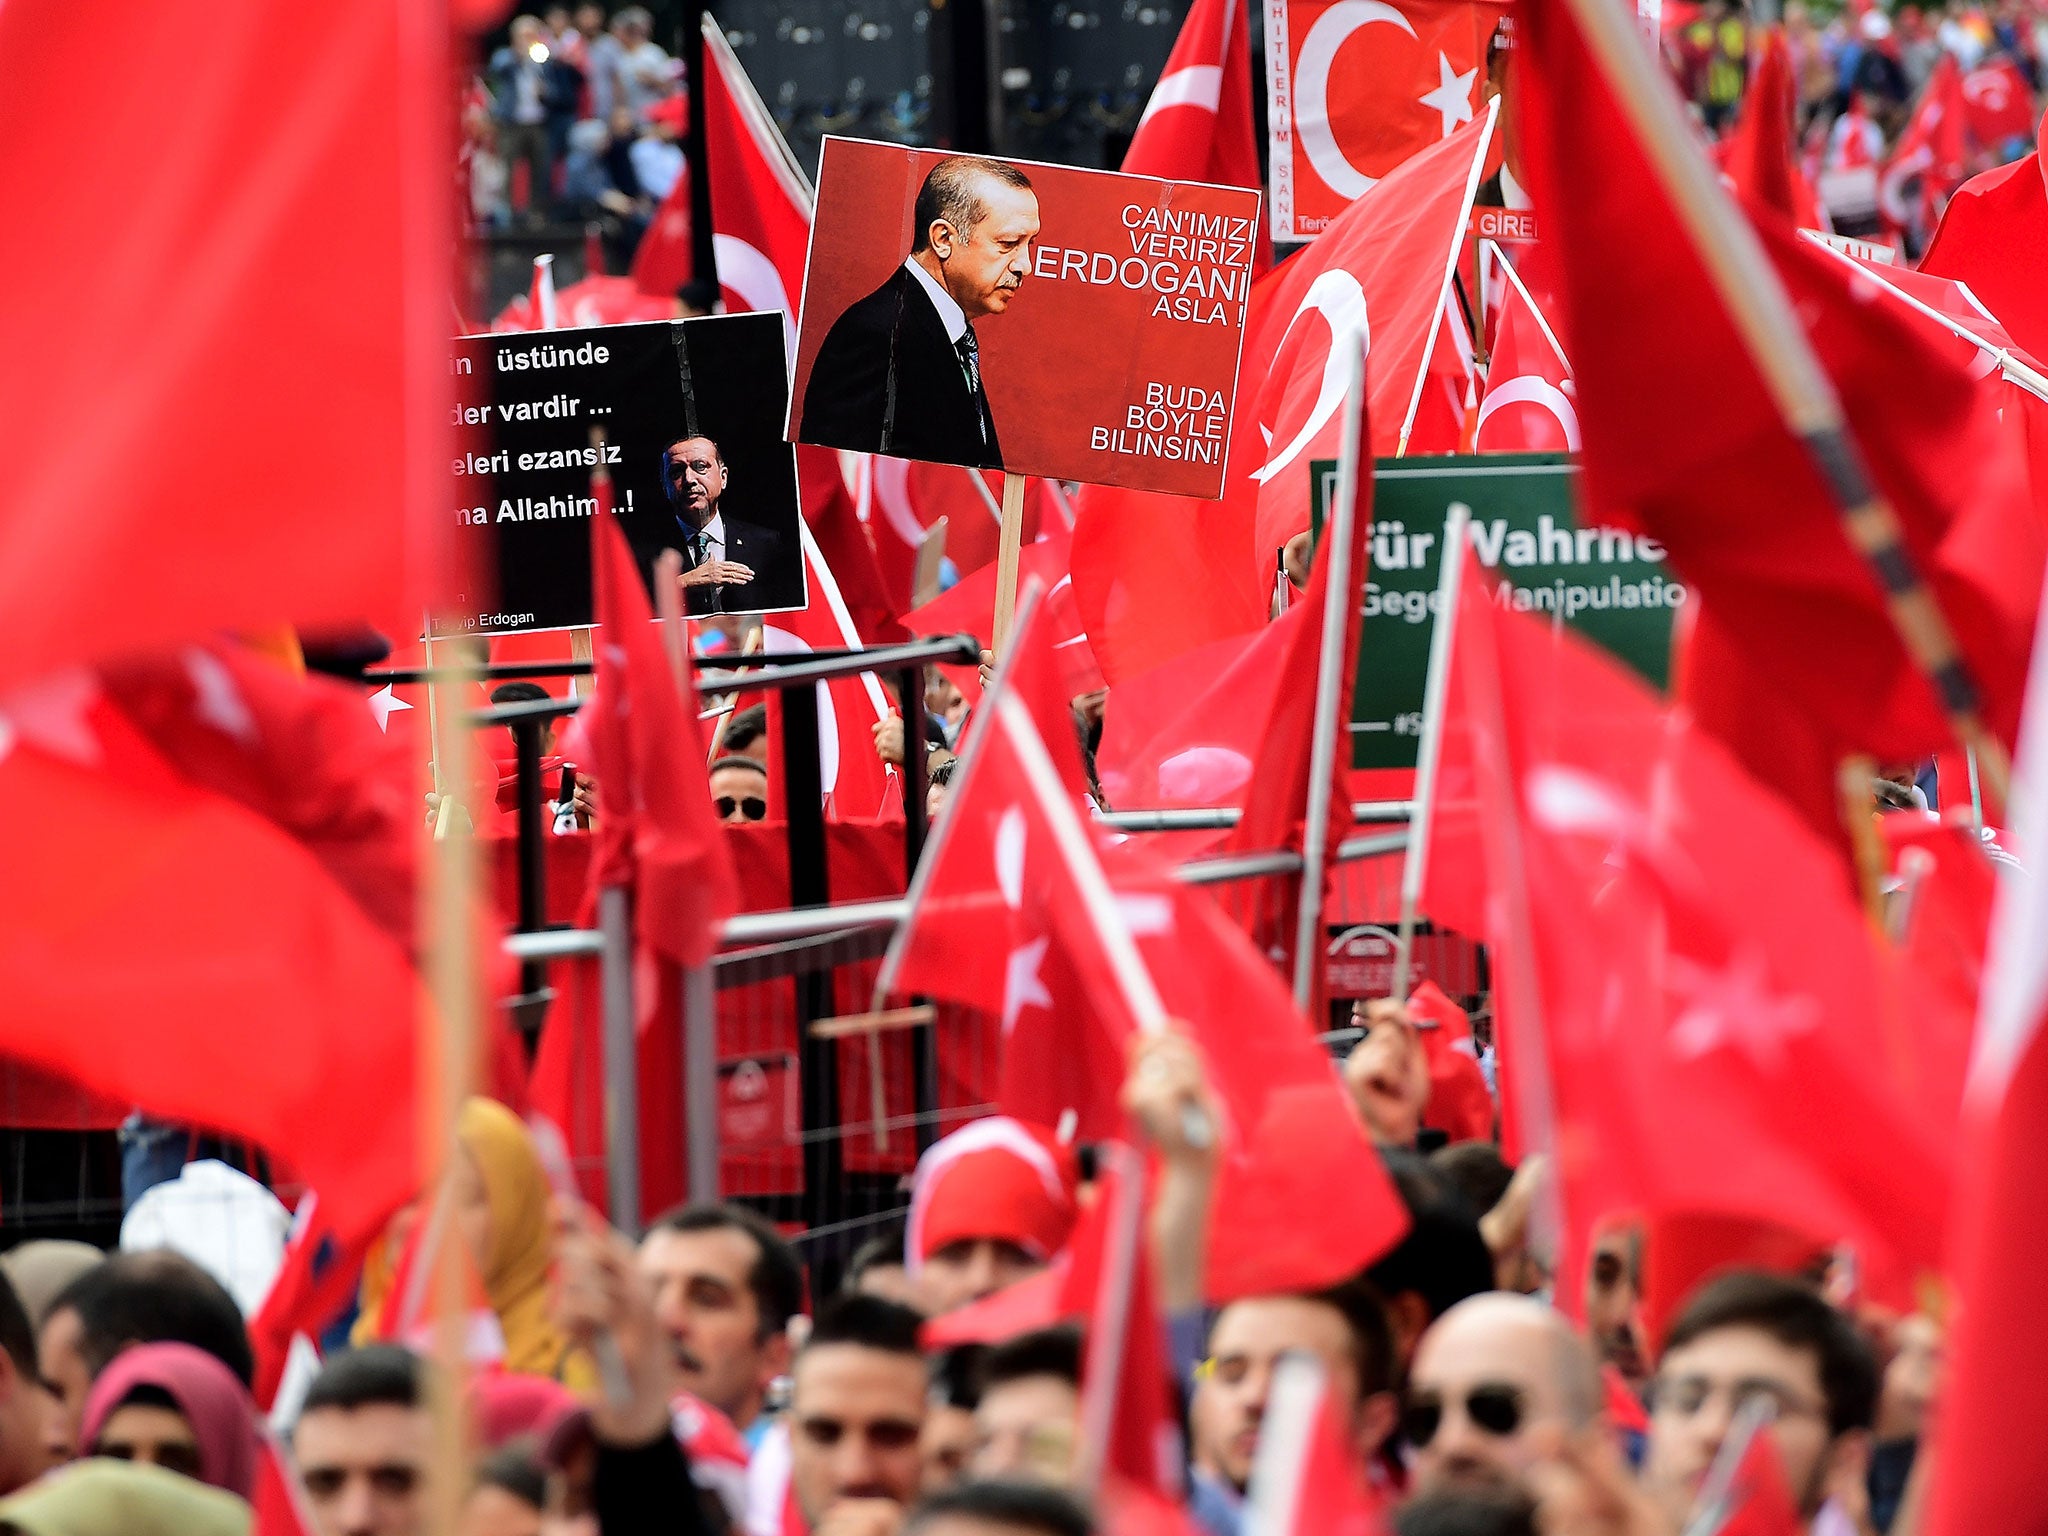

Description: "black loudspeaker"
988 0 1182 167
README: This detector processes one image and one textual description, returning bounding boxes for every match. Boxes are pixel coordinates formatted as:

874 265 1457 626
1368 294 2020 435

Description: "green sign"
1310 454 1686 770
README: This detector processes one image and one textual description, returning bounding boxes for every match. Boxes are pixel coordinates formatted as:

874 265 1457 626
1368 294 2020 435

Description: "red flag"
1248 107 1496 555
632 165 694 298
698 24 917 647
1093 618 1294 842
1879 54 1967 236
699 18 813 335
1123 0 1270 272
1064 1149 1185 1502
0 647 422 1246
1691 1408 1804 1536
583 509 738 966
1958 58 2037 151
1266 0 1508 240
1221 422 1373 971
1442 557 1955 1292
0 0 448 691
759 520 903 821
252 1435 320 1536
1921 118 2048 362
1517 0 2042 775
1719 27 1823 229
492 273 675 332
884 595 1407 1299
1244 1354 1390 1536
1405 981 1495 1146
899 526 1102 696
249 1195 367 1411
1473 257 1577 453
1923 602 2048 1535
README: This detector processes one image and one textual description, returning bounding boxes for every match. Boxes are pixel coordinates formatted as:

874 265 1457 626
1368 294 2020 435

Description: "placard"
446 313 806 634
1311 454 1686 768
788 137 1261 497
1265 0 1507 241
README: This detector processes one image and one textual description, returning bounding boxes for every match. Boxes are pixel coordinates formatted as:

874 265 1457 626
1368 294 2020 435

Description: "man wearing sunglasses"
709 757 769 824
1404 1292 1605 1501
1641 1271 1878 1529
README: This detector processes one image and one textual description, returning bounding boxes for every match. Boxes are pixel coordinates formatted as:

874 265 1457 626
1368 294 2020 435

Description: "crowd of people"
0 996 1943 1536
463 6 686 257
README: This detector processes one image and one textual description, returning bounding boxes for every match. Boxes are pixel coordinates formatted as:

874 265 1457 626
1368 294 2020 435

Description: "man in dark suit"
800 156 1041 470
664 435 800 616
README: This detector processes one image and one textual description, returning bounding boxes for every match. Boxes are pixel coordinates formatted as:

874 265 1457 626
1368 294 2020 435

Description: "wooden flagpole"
1555 0 2011 803
990 472 1028 655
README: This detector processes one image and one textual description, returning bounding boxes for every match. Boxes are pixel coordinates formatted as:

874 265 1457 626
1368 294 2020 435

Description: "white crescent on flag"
1293 0 1419 199
1252 269 1371 483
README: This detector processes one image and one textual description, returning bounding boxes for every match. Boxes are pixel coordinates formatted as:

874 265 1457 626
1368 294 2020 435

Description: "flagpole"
1796 231 2048 403
1396 97 1500 458
1485 239 1574 373
1554 0 2011 804
1072 1142 1145 1498
1291 337 1367 1010
991 473 1029 654
1392 502 1471 999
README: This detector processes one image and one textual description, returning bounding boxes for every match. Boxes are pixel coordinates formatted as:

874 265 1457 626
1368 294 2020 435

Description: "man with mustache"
800 155 1039 471
638 1203 803 1449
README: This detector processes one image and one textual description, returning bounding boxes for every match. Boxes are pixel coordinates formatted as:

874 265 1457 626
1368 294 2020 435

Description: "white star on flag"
1002 934 1055 1037
366 684 414 734
1418 51 1478 138
1666 948 1820 1074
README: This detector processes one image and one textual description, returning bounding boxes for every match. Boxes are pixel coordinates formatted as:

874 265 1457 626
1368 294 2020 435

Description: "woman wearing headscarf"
76 1343 258 1499
355 1099 596 1391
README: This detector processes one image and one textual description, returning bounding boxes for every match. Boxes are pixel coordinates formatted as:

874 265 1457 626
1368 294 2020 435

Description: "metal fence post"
683 963 719 1204
597 886 640 1233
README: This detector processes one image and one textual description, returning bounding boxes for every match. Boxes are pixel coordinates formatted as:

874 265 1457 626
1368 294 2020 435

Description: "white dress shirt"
903 256 969 345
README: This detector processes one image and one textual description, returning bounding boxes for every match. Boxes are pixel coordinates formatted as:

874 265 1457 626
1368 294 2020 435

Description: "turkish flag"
1266 0 1508 240
1405 981 1495 1145
0 646 423 1247
883 594 1408 1300
1444 556 1955 1295
252 1436 320 1536
0 0 449 692
1959 58 2038 151
1517 0 2042 775
758 521 904 821
632 165 695 298
583 509 738 967
899 526 1102 696
1718 26 1823 230
1923 609 2048 1536
1124 0 1270 272
699 17 813 334
1473 260 1576 453
1920 118 2048 364
1879 54 1967 234
1064 1151 1185 1502
1250 108 1496 555
1700 1415 1804 1536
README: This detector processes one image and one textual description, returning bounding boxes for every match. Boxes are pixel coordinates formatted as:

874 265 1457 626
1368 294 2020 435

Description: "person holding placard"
798 157 1039 471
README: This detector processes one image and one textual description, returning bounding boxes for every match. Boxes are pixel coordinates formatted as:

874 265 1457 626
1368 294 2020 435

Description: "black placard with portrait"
444 312 807 634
